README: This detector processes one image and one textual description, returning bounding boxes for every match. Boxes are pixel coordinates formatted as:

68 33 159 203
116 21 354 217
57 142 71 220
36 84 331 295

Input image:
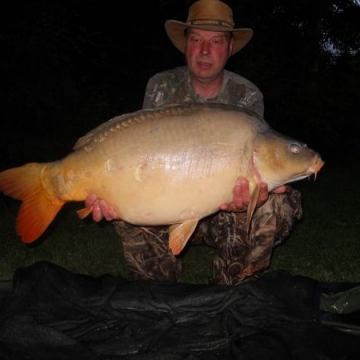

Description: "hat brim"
165 20 253 55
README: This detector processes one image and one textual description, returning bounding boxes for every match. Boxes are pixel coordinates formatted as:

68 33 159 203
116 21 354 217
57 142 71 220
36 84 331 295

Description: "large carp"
0 103 324 255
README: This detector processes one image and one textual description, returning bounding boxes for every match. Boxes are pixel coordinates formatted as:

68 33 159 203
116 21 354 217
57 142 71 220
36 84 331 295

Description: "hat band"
188 19 233 28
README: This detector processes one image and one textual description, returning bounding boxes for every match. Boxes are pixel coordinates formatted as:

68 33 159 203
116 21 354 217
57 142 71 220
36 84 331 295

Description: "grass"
0 156 359 284
268 155 360 283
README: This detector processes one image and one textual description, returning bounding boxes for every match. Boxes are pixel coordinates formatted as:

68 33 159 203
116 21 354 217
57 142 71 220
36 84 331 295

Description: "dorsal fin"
73 105 185 151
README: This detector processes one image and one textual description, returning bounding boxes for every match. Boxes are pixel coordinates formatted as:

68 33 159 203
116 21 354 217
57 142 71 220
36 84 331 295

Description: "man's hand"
219 177 287 212
85 193 119 222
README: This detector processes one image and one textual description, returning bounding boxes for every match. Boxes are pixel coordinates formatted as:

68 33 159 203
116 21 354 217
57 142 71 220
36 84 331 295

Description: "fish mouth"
270 155 325 187
309 156 325 180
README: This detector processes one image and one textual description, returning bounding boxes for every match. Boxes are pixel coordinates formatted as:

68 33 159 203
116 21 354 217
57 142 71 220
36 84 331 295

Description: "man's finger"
271 185 287 194
91 201 104 222
99 200 119 221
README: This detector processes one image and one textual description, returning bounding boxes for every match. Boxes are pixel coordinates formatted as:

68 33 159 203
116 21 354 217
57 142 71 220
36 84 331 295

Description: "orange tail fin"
0 163 65 243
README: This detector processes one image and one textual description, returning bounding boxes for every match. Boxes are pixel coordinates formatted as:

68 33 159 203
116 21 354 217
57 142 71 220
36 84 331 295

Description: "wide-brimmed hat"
165 0 253 55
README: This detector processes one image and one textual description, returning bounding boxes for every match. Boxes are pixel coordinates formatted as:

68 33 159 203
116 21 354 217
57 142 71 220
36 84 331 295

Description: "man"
86 0 302 285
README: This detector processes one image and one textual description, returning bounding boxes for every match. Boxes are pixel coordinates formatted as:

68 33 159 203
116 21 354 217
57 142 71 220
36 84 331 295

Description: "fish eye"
290 143 301 154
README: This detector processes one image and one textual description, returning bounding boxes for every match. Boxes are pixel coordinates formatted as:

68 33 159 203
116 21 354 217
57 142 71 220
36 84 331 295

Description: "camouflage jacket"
142 66 264 117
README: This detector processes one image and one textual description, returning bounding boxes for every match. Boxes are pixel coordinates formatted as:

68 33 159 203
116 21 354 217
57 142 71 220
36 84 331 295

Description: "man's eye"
212 39 225 45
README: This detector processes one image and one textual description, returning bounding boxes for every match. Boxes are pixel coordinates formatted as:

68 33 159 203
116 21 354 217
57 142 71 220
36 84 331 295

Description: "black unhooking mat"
0 261 359 359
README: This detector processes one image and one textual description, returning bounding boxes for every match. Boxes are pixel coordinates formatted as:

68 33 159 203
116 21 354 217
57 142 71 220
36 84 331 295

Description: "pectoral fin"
246 183 261 232
76 206 93 219
169 219 199 255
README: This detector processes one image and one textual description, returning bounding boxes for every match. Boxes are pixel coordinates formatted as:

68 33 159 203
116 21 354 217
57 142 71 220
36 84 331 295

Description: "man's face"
185 28 233 81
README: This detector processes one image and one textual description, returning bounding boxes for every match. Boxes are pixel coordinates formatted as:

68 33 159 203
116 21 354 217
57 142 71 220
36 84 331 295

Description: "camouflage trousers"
113 187 302 285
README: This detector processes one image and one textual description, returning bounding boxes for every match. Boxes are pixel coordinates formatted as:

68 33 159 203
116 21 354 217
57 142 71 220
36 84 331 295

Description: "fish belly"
100 156 239 225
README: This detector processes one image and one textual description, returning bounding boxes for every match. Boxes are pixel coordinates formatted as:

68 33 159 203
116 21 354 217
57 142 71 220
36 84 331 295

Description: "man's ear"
229 37 234 56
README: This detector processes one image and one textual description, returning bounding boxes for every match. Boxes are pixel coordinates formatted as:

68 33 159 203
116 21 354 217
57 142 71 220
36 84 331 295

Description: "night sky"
1 0 359 167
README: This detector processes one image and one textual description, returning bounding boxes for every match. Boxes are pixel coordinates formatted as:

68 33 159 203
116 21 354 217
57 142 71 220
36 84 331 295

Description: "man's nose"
200 41 211 55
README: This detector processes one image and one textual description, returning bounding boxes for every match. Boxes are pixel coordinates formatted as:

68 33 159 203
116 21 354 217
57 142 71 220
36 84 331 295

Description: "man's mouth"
197 61 212 69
